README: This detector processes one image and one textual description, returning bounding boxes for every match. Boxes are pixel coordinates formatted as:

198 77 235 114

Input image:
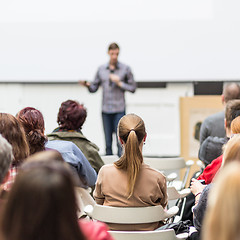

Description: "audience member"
202 162 240 240
0 134 13 196
16 107 97 188
0 113 30 190
94 113 167 231
48 100 104 173
0 161 113 240
197 99 240 184
190 134 240 239
199 82 240 144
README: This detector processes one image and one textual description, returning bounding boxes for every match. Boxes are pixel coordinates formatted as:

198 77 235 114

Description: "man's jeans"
102 111 125 157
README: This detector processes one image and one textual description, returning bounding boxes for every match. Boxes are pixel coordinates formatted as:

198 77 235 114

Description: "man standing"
81 43 136 156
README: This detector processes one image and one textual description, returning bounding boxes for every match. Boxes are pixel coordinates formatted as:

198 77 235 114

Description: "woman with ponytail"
94 113 167 231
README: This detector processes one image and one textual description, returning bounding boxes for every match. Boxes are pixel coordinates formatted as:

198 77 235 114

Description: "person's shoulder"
141 163 165 177
117 61 131 69
98 63 108 70
204 111 224 123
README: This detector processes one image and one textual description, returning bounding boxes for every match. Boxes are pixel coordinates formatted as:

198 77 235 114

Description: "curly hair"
16 107 47 155
57 100 87 130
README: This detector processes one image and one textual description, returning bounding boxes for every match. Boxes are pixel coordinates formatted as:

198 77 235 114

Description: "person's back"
200 83 240 144
94 163 167 230
199 111 225 144
93 113 167 231
48 100 104 173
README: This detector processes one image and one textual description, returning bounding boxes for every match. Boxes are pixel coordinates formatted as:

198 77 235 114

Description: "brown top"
93 163 168 231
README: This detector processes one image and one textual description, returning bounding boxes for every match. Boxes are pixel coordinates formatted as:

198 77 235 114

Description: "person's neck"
226 127 231 138
109 62 117 69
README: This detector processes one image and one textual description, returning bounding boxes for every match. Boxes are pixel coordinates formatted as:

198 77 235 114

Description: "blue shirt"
45 140 97 188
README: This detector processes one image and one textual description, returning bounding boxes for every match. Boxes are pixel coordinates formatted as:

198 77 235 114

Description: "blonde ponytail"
114 114 146 198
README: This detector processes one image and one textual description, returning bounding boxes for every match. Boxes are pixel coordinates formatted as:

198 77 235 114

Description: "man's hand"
79 80 90 87
109 74 122 87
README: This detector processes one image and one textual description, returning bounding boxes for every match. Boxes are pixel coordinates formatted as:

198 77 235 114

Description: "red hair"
57 100 87 130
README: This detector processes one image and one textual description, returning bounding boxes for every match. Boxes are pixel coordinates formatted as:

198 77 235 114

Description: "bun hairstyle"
115 113 146 198
16 107 47 155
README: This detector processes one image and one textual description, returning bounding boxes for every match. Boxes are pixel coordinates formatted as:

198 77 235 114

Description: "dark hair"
16 107 47 155
223 83 240 103
0 113 29 166
57 100 87 130
108 42 120 51
225 100 240 128
115 113 146 198
1 161 85 240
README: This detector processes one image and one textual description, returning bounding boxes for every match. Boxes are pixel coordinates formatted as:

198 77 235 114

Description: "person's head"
203 162 240 240
224 99 240 130
230 116 240 134
115 113 146 198
16 107 47 155
57 100 87 130
1 161 85 240
108 42 120 65
0 134 13 184
23 150 64 165
222 134 240 166
0 113 29 166
222 83 240 104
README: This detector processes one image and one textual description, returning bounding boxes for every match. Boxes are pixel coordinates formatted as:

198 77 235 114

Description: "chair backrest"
75 187 95 218
101 155 119 165
84 204 179 224
167 186 191 201
143 157 186 171
109 229 185 240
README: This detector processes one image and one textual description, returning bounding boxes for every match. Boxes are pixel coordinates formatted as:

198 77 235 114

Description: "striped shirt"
88 62 136 113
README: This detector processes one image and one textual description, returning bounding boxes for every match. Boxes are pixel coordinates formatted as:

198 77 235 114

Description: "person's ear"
224 118 227 130
221 94 225 104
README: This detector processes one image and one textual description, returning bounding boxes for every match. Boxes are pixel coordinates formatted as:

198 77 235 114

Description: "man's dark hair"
225 99 240 128
108 42 120 51
223 83 240 103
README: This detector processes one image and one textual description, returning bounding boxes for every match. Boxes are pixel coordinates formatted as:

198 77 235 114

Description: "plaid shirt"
3 166 17 191
88 62 136 113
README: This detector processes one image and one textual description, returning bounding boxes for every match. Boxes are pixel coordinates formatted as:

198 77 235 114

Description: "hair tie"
130 129 135 132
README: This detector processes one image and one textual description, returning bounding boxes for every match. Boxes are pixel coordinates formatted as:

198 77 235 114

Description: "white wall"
0 0 240 81
0 83 193 156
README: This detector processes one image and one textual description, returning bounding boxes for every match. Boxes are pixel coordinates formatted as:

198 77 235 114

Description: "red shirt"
79 220 114 240
197 155 223 184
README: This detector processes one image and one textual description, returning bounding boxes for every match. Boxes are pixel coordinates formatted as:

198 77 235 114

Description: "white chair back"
84 204 179 224
109 229 187 240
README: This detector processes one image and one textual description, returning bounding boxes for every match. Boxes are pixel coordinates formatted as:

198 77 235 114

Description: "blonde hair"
222 134 240 166
202 162 240 240
114 114 146 198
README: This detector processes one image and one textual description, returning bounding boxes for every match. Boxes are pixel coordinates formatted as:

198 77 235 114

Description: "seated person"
190 133 240 239
0 113 30 190
47 100 104 173
0 160 113 240
94 114 167 231
202 162 240 240
0 134 14 196
16 107 97 188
